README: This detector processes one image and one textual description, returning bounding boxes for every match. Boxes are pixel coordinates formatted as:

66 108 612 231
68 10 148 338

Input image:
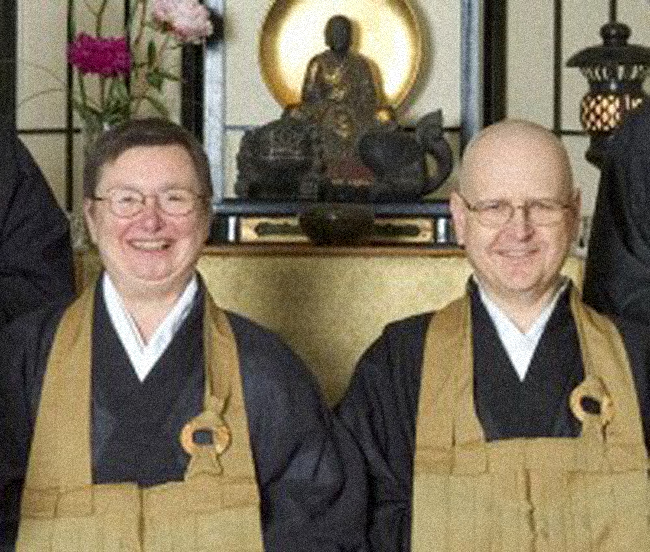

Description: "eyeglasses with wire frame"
92 188 206 218
457 193 576 227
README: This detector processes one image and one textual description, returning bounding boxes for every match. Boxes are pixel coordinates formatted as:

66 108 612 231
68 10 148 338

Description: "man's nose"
506 205 534 237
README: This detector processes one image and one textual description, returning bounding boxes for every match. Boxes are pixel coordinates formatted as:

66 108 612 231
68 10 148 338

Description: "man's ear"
449 191 467 247
570 188 582 243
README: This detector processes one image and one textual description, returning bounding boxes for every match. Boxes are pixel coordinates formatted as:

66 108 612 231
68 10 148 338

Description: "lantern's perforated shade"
579 63 650 83
581 92 645 132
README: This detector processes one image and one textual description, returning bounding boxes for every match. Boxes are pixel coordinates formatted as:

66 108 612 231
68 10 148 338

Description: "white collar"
102 273 199 382
476 278 569 381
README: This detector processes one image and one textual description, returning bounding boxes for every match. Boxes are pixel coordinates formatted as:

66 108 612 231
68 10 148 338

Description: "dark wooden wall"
0 0 17 130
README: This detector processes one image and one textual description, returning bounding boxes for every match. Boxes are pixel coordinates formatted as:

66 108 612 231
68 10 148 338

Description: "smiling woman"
0 117 368 551
84 143 210 333
81 118 212 338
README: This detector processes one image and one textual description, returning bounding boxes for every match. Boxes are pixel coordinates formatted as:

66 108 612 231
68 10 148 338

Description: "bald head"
459 120 574 201
449 119 581 319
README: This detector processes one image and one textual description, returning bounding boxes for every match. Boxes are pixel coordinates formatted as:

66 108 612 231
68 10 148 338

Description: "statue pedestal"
208 198 455 247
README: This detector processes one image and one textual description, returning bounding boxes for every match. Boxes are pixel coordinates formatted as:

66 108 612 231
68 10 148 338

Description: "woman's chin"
110 269 193 297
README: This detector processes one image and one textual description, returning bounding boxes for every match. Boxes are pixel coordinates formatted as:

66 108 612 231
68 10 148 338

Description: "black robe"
0 278 368 552
336 281 650 552
583 102 650 324
0 131 75 328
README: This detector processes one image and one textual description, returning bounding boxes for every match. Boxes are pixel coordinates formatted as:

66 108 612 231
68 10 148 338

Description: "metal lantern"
567 2 650 167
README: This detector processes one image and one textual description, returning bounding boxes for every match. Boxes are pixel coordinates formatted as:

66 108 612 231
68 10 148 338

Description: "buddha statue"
235 13 452 203
293 15 394 170
236 15 393 201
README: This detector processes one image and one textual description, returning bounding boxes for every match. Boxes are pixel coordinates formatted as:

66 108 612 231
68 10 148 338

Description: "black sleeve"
335 313 431 552
0 134 76 327
0 304 64 550
0 326 29 550
583 103 650 325
614 316 650 454
228 313 369 552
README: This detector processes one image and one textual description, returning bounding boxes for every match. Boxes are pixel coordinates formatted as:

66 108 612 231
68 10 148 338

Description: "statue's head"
325 15 352 54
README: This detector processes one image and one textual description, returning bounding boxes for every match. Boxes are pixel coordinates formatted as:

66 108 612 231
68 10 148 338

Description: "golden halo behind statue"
259 0 422 109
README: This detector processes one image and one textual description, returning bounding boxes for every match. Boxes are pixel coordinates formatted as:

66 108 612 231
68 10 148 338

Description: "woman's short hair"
83 117 212 201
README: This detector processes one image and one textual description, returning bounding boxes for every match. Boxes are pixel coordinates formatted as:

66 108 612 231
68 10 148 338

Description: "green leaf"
106 78 129 102
115 82 130 101
71 98 103 128
147 70 165 91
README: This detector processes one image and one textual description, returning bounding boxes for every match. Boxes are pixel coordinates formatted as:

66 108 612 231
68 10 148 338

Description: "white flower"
152 0 214 44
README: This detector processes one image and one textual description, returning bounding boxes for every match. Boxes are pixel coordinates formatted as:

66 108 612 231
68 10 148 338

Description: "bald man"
337 120 650 551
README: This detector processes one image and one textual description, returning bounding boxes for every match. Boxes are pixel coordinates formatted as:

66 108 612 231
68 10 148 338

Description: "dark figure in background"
0 118 367 551
583 103 650 325
0 129 75 327
338 120 650 551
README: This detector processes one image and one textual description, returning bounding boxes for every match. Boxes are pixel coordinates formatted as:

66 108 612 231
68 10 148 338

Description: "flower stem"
99 75 106 121
132 30 172 117
77 71 92 124
94 0 110 37
132 0 148 50
128 0 149 117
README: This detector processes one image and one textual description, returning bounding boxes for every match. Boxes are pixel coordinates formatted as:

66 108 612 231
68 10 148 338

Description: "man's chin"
496 277 562 301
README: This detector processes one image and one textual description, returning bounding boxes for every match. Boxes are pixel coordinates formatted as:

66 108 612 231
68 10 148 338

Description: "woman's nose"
139 195 164 228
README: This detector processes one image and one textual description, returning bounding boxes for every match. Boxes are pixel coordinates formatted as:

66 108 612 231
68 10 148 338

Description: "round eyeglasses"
92 188 206 218
458 193 576 227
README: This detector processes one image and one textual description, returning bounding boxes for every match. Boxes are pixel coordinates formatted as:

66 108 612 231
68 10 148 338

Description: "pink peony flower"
68 33 131 76
152 0 214 44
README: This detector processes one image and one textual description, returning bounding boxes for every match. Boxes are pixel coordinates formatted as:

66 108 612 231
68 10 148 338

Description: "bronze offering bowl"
299 203 375 245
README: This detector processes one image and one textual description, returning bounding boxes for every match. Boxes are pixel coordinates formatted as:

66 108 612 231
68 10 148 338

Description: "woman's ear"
449 191 467 247
82 198 98 245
